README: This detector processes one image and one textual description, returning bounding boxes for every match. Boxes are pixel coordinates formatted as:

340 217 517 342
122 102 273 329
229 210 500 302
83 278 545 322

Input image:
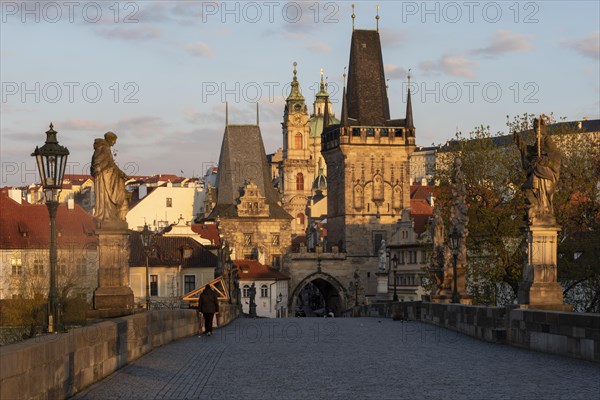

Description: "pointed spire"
256 102 260 125
319 68 325 93
287 61 305 104
341 68 348 127
225 102 229 126
323 89 331 129
351 3 356 31
376 5 380 32
405 69 414 130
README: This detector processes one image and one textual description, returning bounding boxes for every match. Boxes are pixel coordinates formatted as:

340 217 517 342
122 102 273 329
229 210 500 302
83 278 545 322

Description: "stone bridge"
72 318 597 400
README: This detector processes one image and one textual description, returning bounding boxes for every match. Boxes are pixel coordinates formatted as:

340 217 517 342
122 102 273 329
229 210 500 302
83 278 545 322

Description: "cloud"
96 26 161 41
58 118 107 131
473 30 533 56
419 55 477 78
304 43 331 53
561 31 600 60
185 42 215 58
384 64 408 80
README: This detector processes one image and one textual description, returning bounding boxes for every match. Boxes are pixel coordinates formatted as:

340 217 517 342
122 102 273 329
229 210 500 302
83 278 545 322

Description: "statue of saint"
91 132 129 227
378 240 387 272
513 116 561 225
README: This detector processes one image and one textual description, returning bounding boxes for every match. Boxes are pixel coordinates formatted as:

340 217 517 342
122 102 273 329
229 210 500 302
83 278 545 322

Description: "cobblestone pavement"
73 318 600 400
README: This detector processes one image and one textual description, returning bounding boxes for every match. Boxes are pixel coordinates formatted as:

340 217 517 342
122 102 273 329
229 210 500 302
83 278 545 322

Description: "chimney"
8 189 22 204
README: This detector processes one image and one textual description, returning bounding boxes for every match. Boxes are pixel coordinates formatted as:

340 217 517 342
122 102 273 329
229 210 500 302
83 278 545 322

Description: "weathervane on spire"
351 4 355 31
293 61 297 77
376 5 380 32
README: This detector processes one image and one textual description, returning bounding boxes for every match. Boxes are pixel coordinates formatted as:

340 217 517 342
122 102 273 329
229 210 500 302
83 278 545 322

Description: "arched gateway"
290 272 348 317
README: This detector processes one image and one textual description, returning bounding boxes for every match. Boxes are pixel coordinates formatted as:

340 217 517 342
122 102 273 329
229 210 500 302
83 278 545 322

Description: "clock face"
294 115 303 125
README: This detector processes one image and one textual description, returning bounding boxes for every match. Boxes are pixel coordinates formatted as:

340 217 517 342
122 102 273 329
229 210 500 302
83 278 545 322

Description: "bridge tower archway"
290 272 348 317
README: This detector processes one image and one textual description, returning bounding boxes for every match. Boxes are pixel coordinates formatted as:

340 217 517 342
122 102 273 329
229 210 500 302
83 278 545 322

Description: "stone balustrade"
345 301 599 362
0 304 239 400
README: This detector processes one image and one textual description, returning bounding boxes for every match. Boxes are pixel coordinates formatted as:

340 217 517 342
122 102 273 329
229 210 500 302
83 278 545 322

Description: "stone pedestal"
376 271 388 301
92 228 134 314
518 225 572 311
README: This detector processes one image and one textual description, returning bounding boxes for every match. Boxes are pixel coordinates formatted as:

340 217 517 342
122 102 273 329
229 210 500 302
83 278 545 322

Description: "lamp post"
276 292 283 317
226 256 233 304
32 123 69 333
392 254 399 302
449 227 460 304
140 223 152 310
353 271 360 307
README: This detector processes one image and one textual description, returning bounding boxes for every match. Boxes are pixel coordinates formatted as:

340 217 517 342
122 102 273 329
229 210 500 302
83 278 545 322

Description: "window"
184 275 195 294
243 285 250 297
261 285 268 297
182 247 193 259
272 235 280 246
10 258 22 275
57 259 66 275
296 213 305 226
294 133 303 149
150 275 158 296
34 259 44 275
166 198 172 207
271 255 280 268
244 234 252 245
78 257 87 275
296 173 304 191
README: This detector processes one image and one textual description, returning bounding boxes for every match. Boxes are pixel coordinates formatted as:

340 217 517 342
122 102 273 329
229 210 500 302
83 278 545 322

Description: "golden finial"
351 4 355 31
320 68 324 77
293 61 297 77
376 5 380 32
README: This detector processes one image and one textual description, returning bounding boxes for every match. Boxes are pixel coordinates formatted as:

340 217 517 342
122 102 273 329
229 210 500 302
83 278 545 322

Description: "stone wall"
346 301 600 362
508 308 600 362
0 306 239 400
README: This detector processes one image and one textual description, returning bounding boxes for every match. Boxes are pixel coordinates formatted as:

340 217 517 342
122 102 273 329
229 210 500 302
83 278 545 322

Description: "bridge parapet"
345 301 600 362
0 305 239 400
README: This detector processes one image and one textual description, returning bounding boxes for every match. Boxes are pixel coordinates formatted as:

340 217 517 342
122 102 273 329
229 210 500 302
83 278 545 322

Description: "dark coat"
198 287 219 314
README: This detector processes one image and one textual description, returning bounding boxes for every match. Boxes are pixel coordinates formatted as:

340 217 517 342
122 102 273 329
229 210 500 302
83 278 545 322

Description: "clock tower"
281 63 312 236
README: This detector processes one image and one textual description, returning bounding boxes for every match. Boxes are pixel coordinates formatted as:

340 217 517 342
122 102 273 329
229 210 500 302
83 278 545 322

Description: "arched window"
295 133 303 149
261 285 268 297
296 173 304 190
296 213 305 226
243 285 250 297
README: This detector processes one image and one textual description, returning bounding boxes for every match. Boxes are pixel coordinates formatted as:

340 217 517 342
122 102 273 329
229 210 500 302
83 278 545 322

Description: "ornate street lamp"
353 271 360 307
449 227 460 304
32 123 69 333
140 223 153 310
392 254 399 302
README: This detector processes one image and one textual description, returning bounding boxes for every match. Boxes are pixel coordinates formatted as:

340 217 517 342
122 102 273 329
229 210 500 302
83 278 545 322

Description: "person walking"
198 285 219 336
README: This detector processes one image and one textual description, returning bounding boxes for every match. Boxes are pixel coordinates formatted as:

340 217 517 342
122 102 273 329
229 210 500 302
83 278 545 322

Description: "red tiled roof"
191 224 221 247
0 193 97 249
129 232 217 268
410 198 433 234
410 184 434 200
234 259 289 281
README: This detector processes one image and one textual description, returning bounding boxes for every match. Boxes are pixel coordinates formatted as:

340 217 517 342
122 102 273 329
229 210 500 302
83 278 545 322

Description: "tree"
434 114 600 310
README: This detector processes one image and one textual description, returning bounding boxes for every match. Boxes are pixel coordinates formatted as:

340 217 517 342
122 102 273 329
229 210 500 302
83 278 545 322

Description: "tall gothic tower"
321 28 415 256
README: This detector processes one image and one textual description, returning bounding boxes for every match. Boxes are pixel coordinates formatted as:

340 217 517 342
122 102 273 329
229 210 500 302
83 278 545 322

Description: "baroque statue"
378 239 387 272
513 115 561 225
91 132 129 228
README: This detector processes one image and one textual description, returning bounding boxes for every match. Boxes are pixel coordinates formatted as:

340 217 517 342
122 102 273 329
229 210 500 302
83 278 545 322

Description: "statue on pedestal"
513 116 561 225
378 240 387 272
248 282 257 317
91 132 129 228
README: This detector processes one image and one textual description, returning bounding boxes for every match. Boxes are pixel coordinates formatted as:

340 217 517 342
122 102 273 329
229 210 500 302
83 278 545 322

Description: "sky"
1 1 599 187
